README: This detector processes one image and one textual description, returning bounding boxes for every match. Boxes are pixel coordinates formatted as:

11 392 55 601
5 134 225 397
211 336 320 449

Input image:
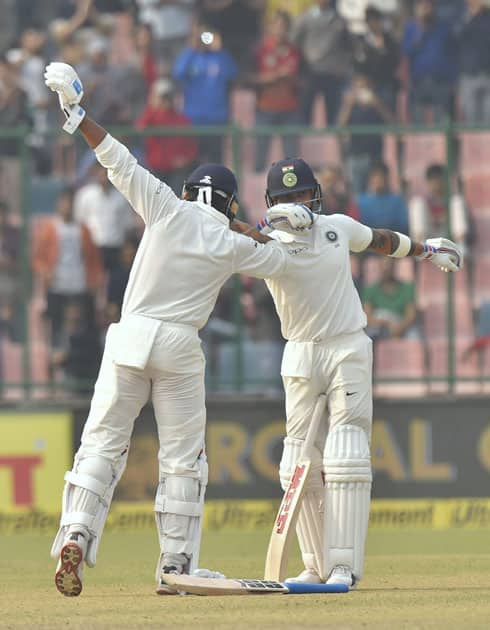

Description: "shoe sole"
55 542 83 597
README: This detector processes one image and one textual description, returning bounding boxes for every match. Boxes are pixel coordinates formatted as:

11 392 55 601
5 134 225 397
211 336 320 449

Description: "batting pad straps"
64 470 111 503
388 232 412 258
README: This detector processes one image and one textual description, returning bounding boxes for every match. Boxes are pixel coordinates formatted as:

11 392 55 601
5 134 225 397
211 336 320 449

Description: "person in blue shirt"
457 0 490 123
173 24 238 163
357 161 409 234
402 0 457 123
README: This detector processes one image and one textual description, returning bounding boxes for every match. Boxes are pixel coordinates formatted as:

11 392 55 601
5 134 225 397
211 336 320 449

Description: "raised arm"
367 229 462 272
44 62 178 226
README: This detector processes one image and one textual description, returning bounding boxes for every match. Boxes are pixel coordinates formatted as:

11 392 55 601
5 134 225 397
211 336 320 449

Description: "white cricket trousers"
281 330 373 444
78 318 206 477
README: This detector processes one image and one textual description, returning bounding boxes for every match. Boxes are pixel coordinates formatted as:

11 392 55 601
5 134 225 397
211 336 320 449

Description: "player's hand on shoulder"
44 62 84 106
418 237 463 272
260 203 314 235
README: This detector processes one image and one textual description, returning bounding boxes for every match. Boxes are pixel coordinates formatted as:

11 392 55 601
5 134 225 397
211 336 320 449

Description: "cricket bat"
264 393 327 581
159 574 348 596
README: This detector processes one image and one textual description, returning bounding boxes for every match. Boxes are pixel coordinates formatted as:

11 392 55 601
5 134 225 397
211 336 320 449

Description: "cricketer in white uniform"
253 157 463 587
43 62 313 597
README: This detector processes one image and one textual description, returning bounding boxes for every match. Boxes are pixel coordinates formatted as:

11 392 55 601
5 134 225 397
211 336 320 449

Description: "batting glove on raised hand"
44 62 85 134
417 237 463 272
257 203 315 235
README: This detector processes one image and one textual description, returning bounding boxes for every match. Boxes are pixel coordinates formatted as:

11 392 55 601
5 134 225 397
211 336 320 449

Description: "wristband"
416 243 438 260
257 218 273 235
388 232 412 258
62 103 86 135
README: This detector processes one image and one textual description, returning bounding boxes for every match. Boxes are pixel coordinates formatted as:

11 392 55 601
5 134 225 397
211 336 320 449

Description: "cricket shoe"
325 565 355 588
156 565 184 595
54 532 87 597
285 568 323 584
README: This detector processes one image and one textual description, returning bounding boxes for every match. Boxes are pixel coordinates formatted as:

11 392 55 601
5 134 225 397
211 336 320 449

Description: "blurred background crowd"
1 0 490 398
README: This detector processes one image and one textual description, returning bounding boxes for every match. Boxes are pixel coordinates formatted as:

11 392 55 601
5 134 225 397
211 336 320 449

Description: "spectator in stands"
136 0 195 64
337 69 394 194
134 22 158 91
78 37 146 125
363 258 419 342
357 161 409 234
74 163 137 272
409 163 472 256
462 300 490 363
457 0 490 123
353 5 401 112
0 54 29 214
136 78 198 193
49 0 94 44
106 237 138 324
291 0 352 124
199 0 264 71
402 0 457 123
252 10 301 172
173 24 238 163
0 200 21 341
50 298 102 394
32 187 102 349
8 27 51 173
319 164 360 219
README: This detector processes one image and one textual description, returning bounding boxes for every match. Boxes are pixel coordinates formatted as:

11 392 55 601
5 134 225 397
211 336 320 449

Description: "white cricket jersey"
94 134 288 329
266 214 373 342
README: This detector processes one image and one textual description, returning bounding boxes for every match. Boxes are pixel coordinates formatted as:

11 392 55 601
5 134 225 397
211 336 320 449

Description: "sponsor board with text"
2 498 490 534
0 413 71 511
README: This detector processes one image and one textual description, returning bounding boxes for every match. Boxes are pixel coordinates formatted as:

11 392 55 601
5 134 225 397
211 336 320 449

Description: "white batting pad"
51 452 127 567
280 436 324 576
155 455 208 578
323 424 372 581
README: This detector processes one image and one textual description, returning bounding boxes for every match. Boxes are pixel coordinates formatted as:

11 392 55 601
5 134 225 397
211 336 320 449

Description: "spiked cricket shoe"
54 532 87 596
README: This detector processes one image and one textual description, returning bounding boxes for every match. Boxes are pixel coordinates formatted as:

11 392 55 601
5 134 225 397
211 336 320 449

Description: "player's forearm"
230 219 272 243
367 229 424 257
78 115 108 150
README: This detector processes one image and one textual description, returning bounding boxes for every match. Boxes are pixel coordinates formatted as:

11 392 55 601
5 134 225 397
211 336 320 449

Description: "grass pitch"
1 528 490 629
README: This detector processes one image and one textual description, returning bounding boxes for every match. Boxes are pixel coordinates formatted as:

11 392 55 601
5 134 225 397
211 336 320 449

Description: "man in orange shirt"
253 11 301 172
32 187 103 349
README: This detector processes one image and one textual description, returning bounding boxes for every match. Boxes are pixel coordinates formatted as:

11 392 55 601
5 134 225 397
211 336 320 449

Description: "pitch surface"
1 529 490 629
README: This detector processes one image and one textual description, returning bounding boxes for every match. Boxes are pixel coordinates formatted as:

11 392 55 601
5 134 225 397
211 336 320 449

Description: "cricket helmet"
265 157 323 212
184 163 239 220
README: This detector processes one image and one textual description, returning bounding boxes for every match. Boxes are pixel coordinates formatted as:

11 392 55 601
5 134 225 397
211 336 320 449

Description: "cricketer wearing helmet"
256 157 463 587
43 62 312 597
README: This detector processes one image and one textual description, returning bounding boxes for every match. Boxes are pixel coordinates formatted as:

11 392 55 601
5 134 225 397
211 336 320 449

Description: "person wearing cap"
42 61 313 597
254 156 463 588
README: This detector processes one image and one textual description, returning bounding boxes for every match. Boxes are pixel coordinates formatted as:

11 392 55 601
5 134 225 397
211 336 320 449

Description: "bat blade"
264 458 312 581
159 575 288 595
264 394 327 581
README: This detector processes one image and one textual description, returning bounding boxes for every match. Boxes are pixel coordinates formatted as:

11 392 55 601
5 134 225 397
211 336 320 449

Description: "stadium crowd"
1 0 490 395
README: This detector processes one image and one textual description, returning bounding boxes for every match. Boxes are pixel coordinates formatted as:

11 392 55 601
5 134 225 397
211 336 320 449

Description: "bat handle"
302 394 327 453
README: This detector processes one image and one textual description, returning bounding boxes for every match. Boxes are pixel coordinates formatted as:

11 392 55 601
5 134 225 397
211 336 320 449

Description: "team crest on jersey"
200 175 212 184
326 230 338 242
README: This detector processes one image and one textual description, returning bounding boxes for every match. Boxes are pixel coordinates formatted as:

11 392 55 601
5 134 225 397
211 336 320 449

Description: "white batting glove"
417 237 463 272
44 62 86 134
258 203 314 235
